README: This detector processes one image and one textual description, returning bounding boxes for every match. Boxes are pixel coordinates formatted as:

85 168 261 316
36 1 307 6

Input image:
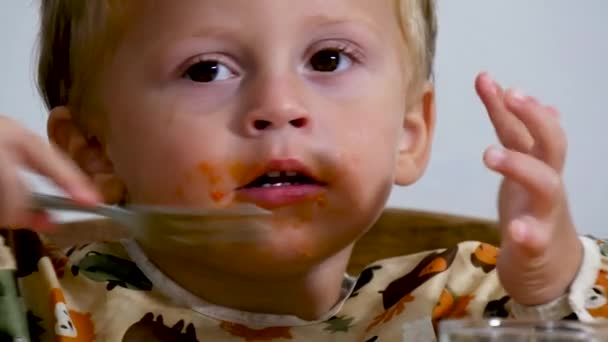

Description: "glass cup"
438 319 608 342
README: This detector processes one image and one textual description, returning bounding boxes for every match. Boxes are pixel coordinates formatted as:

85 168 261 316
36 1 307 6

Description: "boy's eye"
308 49 352 73
184 60 235 83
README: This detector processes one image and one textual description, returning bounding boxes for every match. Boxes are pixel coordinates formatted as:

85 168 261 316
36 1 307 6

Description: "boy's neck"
140 244 354 321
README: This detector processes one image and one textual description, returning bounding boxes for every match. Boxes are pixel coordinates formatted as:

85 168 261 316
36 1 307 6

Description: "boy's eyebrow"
301 14 382 37
188 15 381 40
191 26 239 40
302 14 359 26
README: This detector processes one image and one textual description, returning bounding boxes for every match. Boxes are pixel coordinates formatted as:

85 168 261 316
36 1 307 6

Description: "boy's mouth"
243 170 321 188
235 159 327 209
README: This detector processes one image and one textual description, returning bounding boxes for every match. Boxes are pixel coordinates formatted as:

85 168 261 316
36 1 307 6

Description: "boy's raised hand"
0 116 99 230
475 73 583 305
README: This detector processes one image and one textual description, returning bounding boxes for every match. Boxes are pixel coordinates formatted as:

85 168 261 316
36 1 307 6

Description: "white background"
1 1 607 236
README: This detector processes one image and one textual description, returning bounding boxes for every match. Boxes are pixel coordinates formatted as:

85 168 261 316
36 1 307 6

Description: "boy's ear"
394 82 436 186
47 106 126 204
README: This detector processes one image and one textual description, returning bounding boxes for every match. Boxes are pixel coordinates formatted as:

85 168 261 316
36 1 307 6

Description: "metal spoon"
30 192 272 244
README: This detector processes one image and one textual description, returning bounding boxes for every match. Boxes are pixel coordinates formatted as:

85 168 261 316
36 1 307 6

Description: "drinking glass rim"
439 318 608 337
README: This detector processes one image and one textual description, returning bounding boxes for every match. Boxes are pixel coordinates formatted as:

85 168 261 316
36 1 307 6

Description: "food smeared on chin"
182 159 333 208
178 161 248 205
210 191 226 202
313 193 328 208
196 161 230 203
230 161 264 185
198 162 221 184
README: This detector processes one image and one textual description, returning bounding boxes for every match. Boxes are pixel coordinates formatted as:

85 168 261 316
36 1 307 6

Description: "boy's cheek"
172 161 245 206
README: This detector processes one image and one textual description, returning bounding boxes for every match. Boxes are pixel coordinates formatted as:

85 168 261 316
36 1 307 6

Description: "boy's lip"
235 158 327 209
237 158 325 188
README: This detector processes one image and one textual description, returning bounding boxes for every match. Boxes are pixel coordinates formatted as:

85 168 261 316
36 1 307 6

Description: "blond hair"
398 0 437 85
37 0 128 111
37 0 437 111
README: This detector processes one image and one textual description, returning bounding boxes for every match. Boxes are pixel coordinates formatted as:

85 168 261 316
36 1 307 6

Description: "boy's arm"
475 73 588 307
441 237 606 322
429 239 604 323
508 236 606 321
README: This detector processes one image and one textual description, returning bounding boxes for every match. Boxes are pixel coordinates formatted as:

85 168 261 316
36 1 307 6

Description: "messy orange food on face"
313 193 328 208
198 162 222 185
195 161 233 203
229 162 247 182
230 161 264 185
211 190 226 202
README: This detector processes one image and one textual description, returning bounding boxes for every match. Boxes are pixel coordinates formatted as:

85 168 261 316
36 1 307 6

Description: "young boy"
0 0 606 340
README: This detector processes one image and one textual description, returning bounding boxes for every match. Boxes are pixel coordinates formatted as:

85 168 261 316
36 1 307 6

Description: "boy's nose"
241 76 311 136
247 109 310 133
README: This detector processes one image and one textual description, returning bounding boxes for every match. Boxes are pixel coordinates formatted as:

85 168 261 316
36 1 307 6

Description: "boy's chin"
141 221 360 276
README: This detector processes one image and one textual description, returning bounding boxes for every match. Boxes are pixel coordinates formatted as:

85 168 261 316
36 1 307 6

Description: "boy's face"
77 0 434 272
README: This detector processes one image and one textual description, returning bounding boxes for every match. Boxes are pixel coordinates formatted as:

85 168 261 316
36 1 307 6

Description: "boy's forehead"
131 0 399 35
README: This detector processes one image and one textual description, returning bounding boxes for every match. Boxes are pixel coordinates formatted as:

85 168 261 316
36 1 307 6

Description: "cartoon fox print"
50 288 95 341
366 246 459 332
470 243 498 273
586 270 608 318
432 288 474 330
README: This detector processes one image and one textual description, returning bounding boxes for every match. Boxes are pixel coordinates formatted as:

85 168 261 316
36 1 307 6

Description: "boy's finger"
26 211 56 232
15 135 99 204
546 105 560 118
0 152 29 227
503 215 551 258
484 146 562 215
475 73 533 152
504 90 567 172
